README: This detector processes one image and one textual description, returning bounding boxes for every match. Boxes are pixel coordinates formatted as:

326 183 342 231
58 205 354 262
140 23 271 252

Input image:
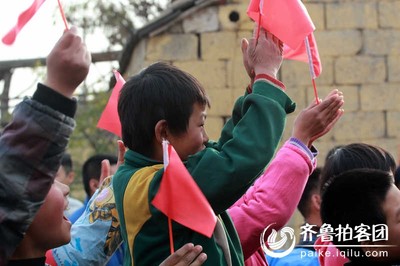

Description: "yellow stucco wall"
125 0 400 166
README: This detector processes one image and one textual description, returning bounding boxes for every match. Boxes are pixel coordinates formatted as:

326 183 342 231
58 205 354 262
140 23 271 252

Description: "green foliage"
65 0 168 50
70 90 119 155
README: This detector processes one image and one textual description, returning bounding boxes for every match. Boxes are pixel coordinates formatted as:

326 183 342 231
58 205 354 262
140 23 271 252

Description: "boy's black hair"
118 62 210 157
394 166 400 188
297 167 321 218
61 153 73 174
320 168 393 263
320 143 396 195
82 154 118 197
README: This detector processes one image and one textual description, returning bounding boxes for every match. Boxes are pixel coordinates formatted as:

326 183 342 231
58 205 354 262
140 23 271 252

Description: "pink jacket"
228 139 317 266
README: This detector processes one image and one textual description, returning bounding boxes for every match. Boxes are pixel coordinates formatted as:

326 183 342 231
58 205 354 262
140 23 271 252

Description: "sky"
0 1 65 60
0 1 115 108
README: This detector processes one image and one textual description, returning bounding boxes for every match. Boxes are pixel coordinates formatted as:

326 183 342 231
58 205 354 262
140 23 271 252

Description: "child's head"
320 143 396 193
118 62 210 160
12 180 71 259
321 169 400 263
82 154 118 197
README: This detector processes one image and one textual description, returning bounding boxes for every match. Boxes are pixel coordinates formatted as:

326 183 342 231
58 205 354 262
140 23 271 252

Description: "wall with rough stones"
126 0 400 166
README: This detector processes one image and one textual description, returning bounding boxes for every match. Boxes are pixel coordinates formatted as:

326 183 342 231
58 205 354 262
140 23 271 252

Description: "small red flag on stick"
152 140 217 253
247 0 321 103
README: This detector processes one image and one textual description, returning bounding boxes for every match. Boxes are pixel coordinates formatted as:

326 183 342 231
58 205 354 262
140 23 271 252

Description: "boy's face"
168 103 208 161
26 180 71 251
378 185 400 261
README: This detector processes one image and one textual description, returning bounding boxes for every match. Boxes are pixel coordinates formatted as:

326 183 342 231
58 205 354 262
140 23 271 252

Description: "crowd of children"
1 21 400 266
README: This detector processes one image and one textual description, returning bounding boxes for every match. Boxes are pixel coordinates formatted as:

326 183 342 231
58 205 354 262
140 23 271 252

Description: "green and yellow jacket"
113 79 295 266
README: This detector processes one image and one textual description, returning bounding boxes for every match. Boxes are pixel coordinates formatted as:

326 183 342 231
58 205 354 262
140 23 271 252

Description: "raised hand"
98 140 126 185
292 89 344 147
241 26 283 79
44 26 91 98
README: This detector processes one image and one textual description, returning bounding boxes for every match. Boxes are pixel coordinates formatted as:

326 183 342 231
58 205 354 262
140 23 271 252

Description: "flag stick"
305 35 320 104
255 13 262 45
57 0 69 30
164 140 174 254
255 0 263 45
168 218 175 254
311 79 319 104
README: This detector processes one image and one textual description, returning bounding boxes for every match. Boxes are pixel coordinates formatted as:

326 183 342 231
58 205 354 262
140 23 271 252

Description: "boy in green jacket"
113 29 295 266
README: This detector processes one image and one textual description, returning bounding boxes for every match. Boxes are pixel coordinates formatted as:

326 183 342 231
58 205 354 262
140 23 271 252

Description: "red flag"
247 0 315 50
247 0 322 78
283 33 322 78
2 0 46 45
97 70 125 137
152 141 217 238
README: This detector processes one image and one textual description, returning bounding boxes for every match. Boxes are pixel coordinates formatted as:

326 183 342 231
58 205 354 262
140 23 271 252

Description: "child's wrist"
291 133 311 148
254 66 277 78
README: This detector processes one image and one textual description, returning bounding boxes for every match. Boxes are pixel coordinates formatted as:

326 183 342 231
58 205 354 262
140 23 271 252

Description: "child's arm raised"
187 27 295 214
229 89 343 260
0 27 90 263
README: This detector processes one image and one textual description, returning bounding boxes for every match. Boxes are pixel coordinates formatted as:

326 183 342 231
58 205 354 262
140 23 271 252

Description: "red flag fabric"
283 33 322 78
247 0 322 77
96 70 125 137
2 0 46 45
247 0 315 50
152 141 217 238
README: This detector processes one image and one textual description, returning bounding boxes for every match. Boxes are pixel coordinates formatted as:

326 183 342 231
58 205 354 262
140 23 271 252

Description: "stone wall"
125 0 400 164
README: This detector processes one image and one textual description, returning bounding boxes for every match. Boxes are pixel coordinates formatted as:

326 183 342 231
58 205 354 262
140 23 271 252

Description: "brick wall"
124 0 400 164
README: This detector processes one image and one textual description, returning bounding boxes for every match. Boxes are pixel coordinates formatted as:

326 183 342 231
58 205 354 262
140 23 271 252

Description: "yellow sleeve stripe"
123 164 163 264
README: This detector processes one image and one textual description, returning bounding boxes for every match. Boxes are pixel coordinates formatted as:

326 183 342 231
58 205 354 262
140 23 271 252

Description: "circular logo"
260 223 296 258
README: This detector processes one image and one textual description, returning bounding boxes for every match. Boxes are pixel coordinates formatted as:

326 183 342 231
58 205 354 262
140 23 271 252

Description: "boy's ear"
311 193 321 211
66 171 75 184
89 178 99 195
154 120 168 144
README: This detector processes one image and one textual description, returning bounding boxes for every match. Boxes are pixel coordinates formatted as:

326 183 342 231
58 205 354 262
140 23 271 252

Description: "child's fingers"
264 31 283 54
99 159 111 185
319 94 344 113
190 252 207 266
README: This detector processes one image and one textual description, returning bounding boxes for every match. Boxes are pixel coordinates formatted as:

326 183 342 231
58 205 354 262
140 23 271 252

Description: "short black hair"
118 61 210 157
297 167 321 218
320 143 396 195
321 168 393 263
82 154 118 197
61 153 73 173
394 166 400 188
